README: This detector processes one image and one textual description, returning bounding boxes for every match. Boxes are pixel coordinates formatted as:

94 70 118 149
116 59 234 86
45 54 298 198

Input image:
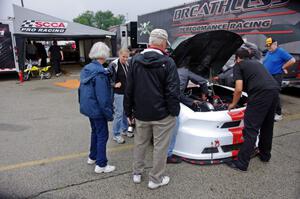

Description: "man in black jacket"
48 40 64 77
124 29 180 189
226 48 279 172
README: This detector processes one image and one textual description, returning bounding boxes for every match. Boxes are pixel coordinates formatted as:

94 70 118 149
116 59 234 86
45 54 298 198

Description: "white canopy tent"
11 4 116 70
13 5 115 39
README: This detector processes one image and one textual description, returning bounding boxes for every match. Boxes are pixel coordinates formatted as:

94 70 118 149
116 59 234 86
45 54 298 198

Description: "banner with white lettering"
20 20 68 33
137 0 300 53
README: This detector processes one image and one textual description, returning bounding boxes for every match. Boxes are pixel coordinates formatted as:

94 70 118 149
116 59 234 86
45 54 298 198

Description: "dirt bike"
23 60 52 81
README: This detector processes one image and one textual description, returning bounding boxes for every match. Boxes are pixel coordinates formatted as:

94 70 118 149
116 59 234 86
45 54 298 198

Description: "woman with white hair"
78 42 115 173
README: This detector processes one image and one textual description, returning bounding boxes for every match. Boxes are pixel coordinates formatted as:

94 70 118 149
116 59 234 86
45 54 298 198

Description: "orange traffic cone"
18 71 24 83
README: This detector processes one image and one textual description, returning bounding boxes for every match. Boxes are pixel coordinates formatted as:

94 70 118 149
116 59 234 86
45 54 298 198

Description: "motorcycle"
23 59 52 81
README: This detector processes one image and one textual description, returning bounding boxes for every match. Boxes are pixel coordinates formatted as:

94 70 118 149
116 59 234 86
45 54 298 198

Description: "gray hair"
89 42 110 59
149 28 169 46
149 37 165 46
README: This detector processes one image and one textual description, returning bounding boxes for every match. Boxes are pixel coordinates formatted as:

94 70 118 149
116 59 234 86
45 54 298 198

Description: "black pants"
237 89 279 169
52 59 61 74
40 57 47 67
272 74 283 115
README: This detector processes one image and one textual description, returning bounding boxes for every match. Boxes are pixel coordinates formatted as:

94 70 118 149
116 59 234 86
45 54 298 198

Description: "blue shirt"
263 48 293 75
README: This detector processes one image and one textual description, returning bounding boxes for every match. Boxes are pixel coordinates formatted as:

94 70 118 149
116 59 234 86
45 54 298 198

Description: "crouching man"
226 48 279 172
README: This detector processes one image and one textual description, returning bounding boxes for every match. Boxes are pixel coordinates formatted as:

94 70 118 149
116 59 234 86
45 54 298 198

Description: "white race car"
171 30 248 164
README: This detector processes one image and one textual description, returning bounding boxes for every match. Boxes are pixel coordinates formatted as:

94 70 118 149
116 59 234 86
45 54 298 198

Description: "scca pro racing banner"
20 20 68 33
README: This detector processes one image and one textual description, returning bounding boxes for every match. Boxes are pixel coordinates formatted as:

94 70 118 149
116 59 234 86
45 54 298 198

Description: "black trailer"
0 22 18 72
137 0 300 54
137 0 300 87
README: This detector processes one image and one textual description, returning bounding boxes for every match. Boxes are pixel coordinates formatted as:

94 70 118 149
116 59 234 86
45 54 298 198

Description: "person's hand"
283 68 288 74
115 82 122 88
192 100 202 107
228 103 236 111
212 76 219 81
127 117 135 125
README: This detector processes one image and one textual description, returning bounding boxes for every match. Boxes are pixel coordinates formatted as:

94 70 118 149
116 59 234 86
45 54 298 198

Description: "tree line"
73 10 125 30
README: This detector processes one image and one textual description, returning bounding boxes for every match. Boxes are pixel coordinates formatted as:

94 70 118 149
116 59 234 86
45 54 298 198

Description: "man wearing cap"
124 29 180 189
263 37 295 121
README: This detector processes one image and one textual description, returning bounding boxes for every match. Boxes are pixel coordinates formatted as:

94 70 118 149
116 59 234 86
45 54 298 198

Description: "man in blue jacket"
79 42 115 174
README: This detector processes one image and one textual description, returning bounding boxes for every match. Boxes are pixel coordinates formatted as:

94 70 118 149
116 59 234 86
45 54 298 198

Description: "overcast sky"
12 0 192 21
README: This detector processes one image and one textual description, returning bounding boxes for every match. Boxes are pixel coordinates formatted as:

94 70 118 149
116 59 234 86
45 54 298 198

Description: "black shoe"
250 148 259 158
258 153 271 162
226 161 247 172
167 155 182 164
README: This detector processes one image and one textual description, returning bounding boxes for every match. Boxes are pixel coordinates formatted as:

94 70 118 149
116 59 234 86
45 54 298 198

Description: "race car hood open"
171 30 244 78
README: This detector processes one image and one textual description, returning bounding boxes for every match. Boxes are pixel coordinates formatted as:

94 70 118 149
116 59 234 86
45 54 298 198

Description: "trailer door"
0 23 15 71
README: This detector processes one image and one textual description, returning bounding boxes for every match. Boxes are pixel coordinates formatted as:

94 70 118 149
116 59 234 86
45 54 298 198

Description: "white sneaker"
94 165 116 173
126 132 134 138
274 114 283 121
121 131 134 138
133 174 142 184
113 135 125 144
121 131 127 136
87 157 96 165
148 176 170 189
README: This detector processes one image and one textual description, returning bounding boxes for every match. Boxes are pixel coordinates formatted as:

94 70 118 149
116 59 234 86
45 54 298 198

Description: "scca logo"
35 21 67 28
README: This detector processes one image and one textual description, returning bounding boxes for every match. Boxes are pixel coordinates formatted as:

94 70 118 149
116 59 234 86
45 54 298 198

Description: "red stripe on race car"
232 150 239 158
229 127 244 157
229 127 244 144
227 110 245 121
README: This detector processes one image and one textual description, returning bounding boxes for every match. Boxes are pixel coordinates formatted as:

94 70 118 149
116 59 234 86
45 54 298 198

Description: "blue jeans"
167 117 179 157
112 94 128 136
89 118 109 167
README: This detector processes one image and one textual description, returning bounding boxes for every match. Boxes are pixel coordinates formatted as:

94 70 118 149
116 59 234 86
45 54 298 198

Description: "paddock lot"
0 67 299 199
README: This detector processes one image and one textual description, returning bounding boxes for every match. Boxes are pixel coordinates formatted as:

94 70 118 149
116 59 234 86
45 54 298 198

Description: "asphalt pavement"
0 66 299 199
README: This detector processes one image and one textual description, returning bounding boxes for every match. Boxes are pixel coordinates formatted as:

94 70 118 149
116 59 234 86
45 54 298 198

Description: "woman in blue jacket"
78 42 115 173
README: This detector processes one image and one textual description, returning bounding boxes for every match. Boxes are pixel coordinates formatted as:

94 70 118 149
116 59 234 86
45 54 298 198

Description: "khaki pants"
133 115 176 183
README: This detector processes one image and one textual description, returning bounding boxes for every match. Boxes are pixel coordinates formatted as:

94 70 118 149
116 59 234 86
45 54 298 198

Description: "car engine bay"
184 84 247 112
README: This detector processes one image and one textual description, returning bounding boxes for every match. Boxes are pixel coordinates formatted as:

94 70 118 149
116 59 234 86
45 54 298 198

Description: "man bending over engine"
166 66 208 164
178 67 208 109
